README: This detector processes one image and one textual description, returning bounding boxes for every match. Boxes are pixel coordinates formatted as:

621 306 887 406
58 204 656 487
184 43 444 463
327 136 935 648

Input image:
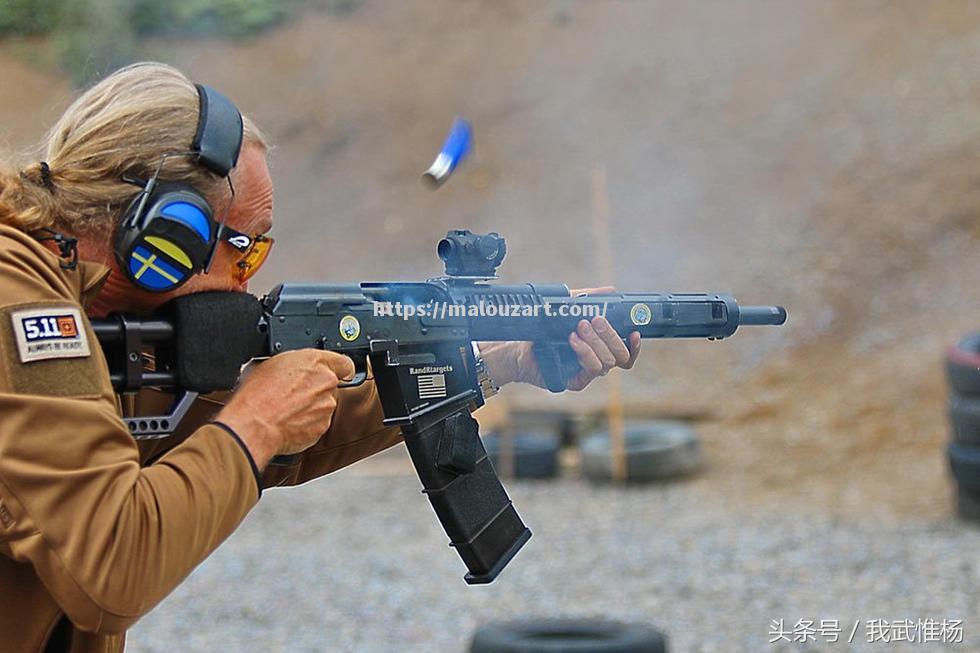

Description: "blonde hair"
0 62 266 237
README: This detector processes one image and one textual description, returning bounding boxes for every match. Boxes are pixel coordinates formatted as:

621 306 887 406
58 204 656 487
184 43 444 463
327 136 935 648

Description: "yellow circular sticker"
339 315 361 341
629 303 652 326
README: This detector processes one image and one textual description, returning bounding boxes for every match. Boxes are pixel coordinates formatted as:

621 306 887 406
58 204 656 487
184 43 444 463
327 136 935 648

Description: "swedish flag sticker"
129 245 187 290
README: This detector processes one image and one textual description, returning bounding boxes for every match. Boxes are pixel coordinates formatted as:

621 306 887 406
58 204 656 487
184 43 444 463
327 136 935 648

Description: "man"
0 62 640 652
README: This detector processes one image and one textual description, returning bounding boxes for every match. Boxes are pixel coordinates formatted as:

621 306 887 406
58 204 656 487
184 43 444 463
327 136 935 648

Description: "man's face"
171 143 274 296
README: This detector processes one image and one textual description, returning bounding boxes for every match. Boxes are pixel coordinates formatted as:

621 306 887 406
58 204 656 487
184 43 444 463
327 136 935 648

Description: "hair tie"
38 161 54 191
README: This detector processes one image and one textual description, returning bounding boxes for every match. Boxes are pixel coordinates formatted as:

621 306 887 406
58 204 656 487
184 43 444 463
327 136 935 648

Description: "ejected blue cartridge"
423 116 472 187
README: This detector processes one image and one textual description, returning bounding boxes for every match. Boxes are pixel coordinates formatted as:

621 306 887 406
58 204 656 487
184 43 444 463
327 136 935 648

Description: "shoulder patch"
0 303 104 398
10 307 90 363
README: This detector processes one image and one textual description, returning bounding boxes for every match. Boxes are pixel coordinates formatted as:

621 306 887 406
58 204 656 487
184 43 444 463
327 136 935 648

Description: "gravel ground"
129 449 980 653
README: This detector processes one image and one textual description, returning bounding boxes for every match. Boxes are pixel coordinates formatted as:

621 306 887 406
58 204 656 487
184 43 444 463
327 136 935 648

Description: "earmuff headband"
192 84 243 177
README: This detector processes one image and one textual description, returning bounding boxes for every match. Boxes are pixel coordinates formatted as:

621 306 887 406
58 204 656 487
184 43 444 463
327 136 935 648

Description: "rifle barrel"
739 305 787 326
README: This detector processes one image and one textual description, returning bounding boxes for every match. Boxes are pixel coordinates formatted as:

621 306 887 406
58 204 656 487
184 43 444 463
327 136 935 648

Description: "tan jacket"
0 225 401 652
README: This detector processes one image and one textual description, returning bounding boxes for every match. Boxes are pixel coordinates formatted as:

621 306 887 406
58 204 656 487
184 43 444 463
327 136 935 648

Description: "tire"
946 332 980 397
470 619 668 653
580 421 700 483
483 433 560 479
509 409 580 447
955 486 980 522
950 394 980 445
947 441 980 493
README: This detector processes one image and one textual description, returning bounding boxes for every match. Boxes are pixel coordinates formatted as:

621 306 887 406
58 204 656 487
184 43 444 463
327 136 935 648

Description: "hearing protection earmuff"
115 83 244 292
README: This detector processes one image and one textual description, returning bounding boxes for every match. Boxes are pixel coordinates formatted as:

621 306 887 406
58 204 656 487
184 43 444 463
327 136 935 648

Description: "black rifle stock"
92 230 786 584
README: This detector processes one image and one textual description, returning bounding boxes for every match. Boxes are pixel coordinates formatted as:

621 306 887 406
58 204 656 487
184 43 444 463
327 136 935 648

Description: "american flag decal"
417 373 447 399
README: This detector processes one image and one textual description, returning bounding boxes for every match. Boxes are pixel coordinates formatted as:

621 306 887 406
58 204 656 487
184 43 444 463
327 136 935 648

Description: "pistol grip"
533 342 581 393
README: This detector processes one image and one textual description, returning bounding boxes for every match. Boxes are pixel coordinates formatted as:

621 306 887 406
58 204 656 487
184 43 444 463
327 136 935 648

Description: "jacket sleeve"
136 376 403 488
0 242 260 634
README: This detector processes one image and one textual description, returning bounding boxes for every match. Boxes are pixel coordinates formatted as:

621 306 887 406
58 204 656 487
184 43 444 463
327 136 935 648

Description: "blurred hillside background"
3 1 980 650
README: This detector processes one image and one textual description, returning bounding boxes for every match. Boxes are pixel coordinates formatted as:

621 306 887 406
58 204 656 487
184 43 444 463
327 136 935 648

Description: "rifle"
91 229 786 584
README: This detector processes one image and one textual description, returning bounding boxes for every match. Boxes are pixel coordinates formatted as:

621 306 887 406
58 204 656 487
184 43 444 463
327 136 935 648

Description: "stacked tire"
946 332 980 520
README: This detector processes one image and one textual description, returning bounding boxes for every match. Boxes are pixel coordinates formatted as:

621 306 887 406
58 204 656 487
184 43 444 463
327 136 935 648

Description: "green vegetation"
0 0 356 85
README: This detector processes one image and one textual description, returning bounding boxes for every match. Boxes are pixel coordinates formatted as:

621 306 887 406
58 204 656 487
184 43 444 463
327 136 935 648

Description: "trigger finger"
337 355 356 380
322 352 356 380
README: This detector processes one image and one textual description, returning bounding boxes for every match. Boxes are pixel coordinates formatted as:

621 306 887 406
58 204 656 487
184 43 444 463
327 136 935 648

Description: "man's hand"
479 286 641 392
216 349 355 469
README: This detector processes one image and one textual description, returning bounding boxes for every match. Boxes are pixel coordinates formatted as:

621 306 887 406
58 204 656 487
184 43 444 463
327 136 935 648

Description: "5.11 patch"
11 306 91 363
